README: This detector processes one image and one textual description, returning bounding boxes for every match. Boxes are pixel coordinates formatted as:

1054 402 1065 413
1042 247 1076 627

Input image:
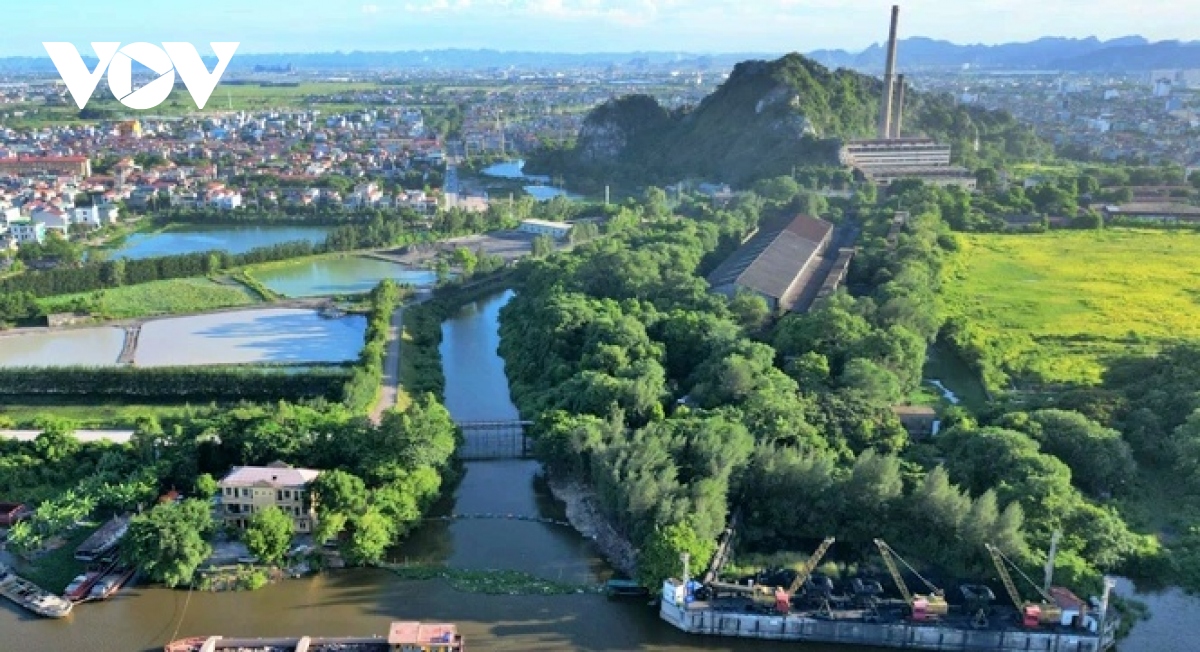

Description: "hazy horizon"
3 0 1197 58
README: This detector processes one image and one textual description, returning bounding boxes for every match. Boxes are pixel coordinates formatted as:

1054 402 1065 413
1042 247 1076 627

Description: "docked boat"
606 578 651 598
87 567 135 601
62 570 102 602
164 621 463 652
0 563 73 618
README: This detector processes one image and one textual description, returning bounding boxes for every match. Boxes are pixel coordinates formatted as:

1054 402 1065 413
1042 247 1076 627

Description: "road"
369 295 431 425
0 429 133 443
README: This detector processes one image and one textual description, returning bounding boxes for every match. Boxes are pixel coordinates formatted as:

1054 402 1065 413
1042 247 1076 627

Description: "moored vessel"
0 563 73 618
163 621 464 651
86 566 135 601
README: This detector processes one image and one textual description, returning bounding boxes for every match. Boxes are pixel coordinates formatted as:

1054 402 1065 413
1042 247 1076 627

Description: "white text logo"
42 42 239 110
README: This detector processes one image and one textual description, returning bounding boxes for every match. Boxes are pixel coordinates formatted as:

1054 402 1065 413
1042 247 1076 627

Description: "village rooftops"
219 463 320 488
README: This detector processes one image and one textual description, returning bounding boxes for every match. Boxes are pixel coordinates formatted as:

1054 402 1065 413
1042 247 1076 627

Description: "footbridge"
456 420 533 460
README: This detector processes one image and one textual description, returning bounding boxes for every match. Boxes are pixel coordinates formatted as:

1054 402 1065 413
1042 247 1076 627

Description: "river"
1 291 1192 651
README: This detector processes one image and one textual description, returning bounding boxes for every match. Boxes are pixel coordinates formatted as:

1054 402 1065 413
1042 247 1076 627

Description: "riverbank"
546 475 638 578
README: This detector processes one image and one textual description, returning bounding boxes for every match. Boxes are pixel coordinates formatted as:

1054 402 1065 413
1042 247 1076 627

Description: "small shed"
893 405 938 438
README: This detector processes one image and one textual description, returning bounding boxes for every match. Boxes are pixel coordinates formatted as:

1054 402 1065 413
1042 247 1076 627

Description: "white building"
71 205 101 227
31 207 70 234
9 218 46 244
519 218 573 240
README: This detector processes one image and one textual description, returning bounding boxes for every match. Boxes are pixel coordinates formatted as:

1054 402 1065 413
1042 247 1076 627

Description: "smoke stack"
878 5 900 139
893 74 906 139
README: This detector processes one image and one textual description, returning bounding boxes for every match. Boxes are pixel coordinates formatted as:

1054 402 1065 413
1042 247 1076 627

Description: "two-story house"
218 462 321 533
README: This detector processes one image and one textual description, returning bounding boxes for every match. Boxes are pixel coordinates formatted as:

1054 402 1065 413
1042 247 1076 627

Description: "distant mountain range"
0 50 768 74
808 36 1200 71
3 37 1200 74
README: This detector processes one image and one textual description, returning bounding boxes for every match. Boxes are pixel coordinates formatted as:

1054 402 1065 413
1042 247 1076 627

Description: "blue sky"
8 0 1198 57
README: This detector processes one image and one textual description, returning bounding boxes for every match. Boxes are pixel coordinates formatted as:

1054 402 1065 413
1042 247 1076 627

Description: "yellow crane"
709 537 834 614
754 536 836 614
985 543 1063 628
873 539 949 621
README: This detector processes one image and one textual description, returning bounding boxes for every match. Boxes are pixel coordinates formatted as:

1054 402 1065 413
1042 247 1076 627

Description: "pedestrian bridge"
456 420 533 460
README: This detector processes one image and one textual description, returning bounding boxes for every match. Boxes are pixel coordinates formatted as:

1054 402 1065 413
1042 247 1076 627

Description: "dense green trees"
494 187 1163 596
244 506 294 566
123 500 214 587
0 366 350 402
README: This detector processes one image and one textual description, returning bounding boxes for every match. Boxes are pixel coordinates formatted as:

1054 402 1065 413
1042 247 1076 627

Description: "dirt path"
370 304 407 425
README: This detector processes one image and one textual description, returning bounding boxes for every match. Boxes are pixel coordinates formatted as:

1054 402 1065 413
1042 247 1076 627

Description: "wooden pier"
117 324 141 365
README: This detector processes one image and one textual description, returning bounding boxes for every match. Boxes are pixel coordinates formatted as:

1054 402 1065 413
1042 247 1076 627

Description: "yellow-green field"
38 277 259 320
943 229 1200 386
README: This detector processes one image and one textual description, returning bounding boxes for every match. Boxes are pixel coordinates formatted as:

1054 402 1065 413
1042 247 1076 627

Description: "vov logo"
42 42 239 110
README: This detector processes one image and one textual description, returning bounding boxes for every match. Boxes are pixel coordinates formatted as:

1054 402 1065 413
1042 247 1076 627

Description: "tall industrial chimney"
893 74 906 139
878 5 900 139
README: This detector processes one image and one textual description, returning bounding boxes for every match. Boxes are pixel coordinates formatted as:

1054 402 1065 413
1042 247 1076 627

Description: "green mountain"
527 53 1047 190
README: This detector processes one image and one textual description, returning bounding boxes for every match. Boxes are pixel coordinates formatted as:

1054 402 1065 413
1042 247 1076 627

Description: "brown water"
1 291 1190 651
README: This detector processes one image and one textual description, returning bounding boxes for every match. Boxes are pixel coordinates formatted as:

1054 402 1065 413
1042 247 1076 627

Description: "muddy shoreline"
545 474 639 579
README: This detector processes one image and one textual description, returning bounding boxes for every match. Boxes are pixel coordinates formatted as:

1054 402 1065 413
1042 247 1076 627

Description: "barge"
660 580 1118 652
0 563 73 618
164 621 463 652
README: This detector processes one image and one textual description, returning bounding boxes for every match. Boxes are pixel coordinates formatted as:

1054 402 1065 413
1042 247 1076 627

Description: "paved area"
371 230 537 267
0 429 133 443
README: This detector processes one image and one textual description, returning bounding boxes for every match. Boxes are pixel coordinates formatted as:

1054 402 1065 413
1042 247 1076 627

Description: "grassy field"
38 277 259 320
0 397 211 428
943 228 1200 386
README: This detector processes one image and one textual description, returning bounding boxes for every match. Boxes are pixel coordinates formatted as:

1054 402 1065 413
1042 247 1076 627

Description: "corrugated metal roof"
707 215 831 304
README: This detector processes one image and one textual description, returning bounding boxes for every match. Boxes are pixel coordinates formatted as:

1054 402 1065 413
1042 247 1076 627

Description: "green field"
0 397 211 428
38 277 259 320
943 229 1200 386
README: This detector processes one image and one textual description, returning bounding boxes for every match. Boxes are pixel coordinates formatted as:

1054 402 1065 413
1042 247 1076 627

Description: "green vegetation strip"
383 564 600 595
38 277 259 320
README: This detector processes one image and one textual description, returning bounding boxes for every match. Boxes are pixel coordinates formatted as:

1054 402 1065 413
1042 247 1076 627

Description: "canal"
1 291 1191 651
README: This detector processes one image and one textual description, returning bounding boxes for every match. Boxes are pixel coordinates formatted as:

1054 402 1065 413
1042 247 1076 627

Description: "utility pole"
1043 530 1061 594
680 552 691 610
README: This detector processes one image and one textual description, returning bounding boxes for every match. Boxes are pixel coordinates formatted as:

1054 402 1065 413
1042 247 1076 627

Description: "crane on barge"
986 543 1063 628
874 539 949 621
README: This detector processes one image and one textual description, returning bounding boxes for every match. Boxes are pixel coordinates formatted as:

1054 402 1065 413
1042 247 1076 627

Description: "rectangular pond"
0 328 125 367
105 225 331 260
134 308 366 367
251 256 439 297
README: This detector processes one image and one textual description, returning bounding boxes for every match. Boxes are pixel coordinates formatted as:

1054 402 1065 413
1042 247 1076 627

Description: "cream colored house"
218 462 321 533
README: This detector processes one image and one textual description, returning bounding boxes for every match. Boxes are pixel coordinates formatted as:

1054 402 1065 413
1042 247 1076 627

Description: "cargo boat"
164 621 463 652
0 563 73 618
661 533 1118 652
